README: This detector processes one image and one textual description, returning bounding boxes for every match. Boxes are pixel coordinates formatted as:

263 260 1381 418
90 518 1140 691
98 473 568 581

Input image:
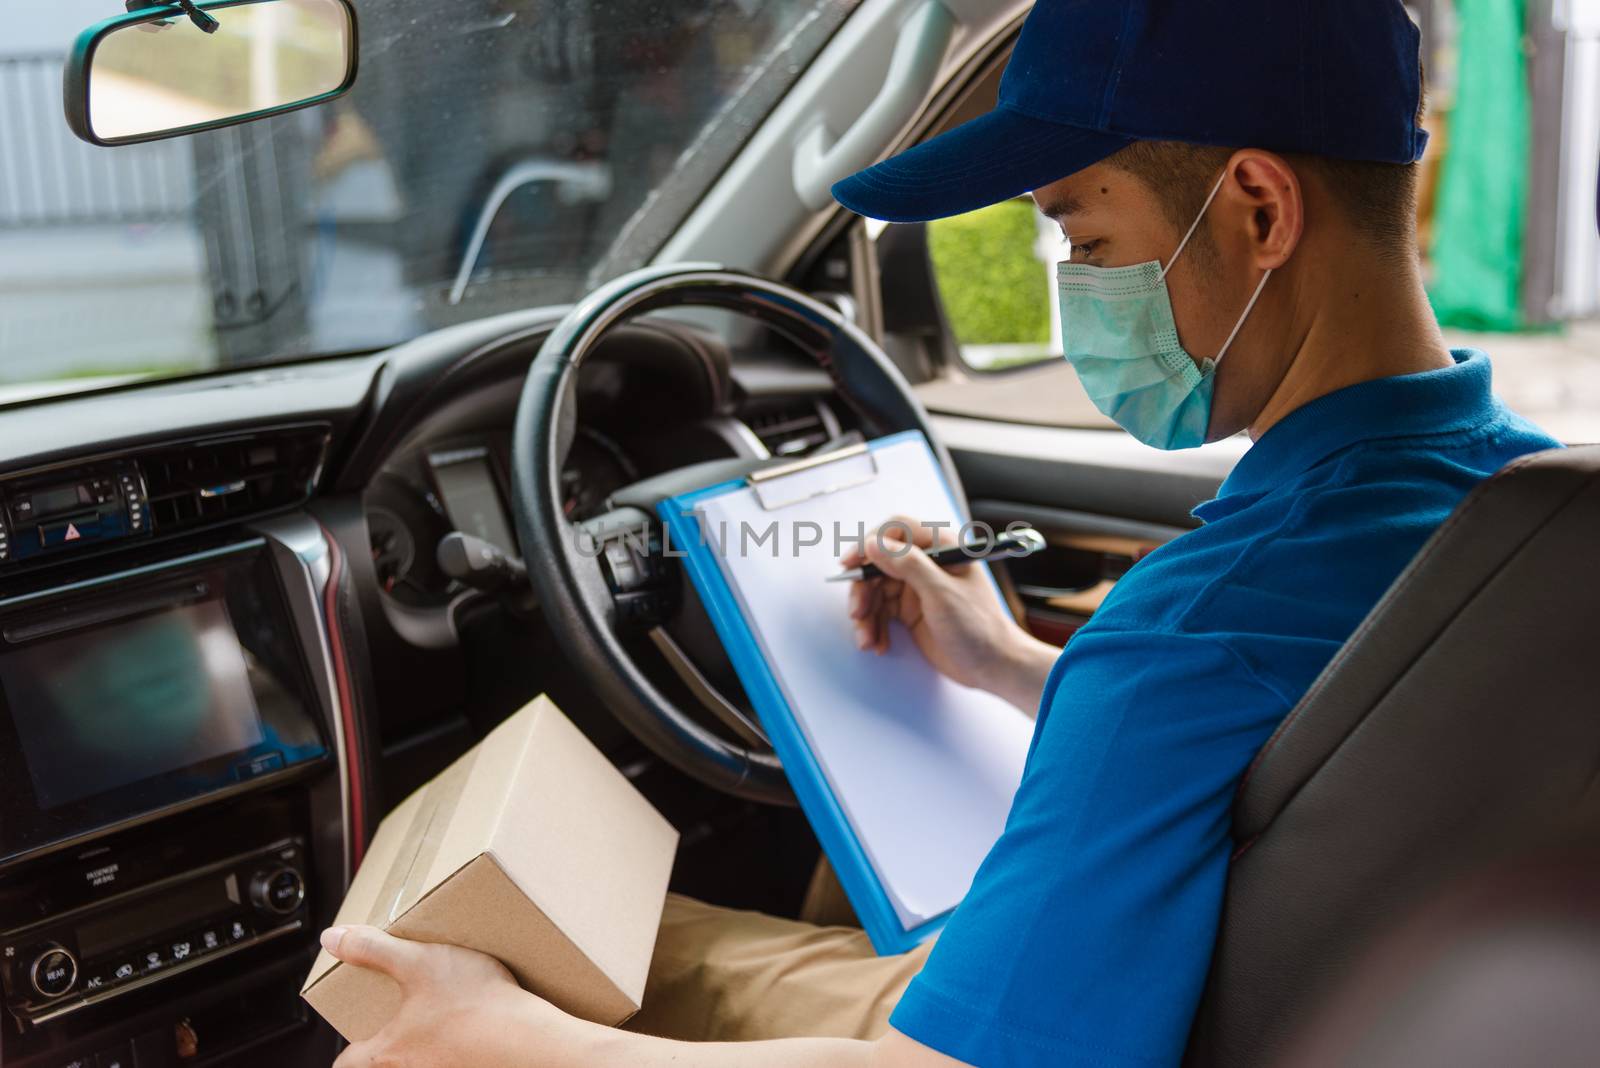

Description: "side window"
925 198 1063 373
909 198 1113 430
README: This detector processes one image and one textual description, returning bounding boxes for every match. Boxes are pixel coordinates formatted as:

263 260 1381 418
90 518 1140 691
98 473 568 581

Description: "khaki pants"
626 893 934 1042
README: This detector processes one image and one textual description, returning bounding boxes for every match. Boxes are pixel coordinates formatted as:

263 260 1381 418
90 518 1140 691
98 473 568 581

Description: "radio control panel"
0 459 151 566
2 838 309 1028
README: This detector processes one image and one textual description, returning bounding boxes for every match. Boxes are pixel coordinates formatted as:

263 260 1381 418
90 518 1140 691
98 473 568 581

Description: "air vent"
141 427 329 534
746 399 837 457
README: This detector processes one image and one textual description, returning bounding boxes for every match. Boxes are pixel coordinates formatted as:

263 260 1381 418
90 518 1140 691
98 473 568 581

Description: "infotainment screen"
4 600 265 809
0 541 328 862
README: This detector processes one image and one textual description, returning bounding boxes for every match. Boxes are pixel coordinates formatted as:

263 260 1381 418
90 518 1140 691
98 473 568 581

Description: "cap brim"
831 106 1133 223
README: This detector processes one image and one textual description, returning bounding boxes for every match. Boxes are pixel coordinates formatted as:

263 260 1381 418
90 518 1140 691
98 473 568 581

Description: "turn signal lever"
436 532 529 598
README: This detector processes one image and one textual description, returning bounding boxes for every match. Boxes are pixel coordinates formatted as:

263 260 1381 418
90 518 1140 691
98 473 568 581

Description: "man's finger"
885 514 962 549
848 579 869 620
872 516 932 550
869 581 892 650
865 534 948 589
842 520 918 568
332 1040 371 1068
852 581 881 649
844 516 957 572
877 583 909 654
321 925 424 982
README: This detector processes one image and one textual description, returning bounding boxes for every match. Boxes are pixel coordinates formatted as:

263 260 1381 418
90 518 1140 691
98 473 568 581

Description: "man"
321 1 1563 1065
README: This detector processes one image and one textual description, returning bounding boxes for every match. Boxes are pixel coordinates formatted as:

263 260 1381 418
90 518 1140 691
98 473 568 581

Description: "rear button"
30 946 78 998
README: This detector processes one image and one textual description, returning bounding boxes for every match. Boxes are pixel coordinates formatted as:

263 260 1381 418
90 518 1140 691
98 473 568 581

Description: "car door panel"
932 414 1242 526
967 498 1187 643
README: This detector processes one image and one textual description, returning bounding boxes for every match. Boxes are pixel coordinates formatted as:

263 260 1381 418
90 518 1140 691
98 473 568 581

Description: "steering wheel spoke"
576 506 678 631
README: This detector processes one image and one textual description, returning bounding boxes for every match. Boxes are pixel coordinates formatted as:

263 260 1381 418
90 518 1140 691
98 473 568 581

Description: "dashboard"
0 304 847 1067
354 316 841 616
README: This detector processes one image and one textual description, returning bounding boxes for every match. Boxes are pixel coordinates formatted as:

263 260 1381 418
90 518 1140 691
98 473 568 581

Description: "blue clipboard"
657 430 990 954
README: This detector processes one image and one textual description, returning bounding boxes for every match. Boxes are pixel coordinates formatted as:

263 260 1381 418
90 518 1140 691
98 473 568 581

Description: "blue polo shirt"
889 351 1561 1068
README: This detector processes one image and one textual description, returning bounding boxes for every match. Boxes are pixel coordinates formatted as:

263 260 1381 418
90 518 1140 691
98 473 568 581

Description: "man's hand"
320 925 971 1068
323 925 600 1068
842 516 1059 712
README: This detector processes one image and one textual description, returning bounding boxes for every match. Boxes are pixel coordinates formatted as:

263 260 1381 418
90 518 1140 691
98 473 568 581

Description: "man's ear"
1220 150 1303 270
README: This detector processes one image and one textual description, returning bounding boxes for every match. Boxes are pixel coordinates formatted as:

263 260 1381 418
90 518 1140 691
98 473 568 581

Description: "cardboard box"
301 695 678 1042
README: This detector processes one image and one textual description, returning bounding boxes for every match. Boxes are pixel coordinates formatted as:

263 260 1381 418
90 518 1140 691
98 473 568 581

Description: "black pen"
827 527 1047 583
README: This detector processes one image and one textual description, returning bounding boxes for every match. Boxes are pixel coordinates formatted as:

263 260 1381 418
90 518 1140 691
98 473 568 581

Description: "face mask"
1055 173 1272 450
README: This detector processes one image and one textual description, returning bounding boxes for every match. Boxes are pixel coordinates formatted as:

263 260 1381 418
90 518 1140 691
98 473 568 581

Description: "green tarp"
1428 0 1531 331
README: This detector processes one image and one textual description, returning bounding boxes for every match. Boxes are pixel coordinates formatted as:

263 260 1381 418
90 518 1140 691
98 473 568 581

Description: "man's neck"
1248 255 1454 441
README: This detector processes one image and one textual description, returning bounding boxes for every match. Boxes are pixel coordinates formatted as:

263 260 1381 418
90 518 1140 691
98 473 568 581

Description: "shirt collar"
1194 349 1497 521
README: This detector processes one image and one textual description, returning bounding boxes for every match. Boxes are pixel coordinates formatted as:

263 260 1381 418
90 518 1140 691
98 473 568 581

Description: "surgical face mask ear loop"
1157 171 1274 367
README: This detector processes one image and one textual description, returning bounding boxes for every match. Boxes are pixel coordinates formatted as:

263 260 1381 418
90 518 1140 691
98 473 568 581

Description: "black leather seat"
1271 848 1600 1068
1185 445 1600 1066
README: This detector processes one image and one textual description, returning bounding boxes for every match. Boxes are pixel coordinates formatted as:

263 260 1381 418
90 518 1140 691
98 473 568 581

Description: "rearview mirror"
65 0 357 146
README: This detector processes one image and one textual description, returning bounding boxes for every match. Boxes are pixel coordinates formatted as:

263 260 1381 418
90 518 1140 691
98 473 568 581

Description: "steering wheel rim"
510 263 969 803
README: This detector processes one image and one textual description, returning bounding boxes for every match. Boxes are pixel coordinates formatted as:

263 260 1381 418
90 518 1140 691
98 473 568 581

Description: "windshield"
2 0 852 397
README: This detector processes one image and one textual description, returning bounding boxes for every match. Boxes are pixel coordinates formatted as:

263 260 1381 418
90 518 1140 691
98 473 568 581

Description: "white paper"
691 436 1034 929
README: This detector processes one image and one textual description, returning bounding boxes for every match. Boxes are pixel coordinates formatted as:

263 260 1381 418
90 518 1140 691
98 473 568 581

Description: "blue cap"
833 0 1430 223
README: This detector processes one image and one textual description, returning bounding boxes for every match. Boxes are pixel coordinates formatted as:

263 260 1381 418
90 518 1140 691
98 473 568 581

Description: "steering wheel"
510 264 969 804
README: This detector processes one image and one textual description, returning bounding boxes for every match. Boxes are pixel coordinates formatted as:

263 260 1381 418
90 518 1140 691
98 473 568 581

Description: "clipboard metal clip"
747 442 879 511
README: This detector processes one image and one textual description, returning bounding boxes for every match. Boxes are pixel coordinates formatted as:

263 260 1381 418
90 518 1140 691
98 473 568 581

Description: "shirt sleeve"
889 629 1293 1068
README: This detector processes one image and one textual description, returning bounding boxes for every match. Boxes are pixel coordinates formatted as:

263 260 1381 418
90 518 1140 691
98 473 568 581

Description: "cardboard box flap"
369 746 481 926
301 744 483 992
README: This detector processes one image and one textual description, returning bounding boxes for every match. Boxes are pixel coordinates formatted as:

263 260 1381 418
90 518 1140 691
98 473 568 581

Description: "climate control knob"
29 944 78 999
249 866 305 916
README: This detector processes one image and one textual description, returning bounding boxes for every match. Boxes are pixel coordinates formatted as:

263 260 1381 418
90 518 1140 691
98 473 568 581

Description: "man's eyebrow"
1037 192 1085 220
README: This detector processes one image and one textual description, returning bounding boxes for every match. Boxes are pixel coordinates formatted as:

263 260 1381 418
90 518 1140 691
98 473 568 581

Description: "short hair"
1104 141 1421 258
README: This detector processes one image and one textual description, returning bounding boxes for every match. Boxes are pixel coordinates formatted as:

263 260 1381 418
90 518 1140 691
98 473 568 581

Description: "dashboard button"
109 959 138 982
199 927 223 952
30 946 78 998
250 866 304 915
38 515 99 548
602 540 642 589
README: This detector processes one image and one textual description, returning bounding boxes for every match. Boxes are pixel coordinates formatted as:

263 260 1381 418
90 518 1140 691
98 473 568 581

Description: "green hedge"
927 200 1051 346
